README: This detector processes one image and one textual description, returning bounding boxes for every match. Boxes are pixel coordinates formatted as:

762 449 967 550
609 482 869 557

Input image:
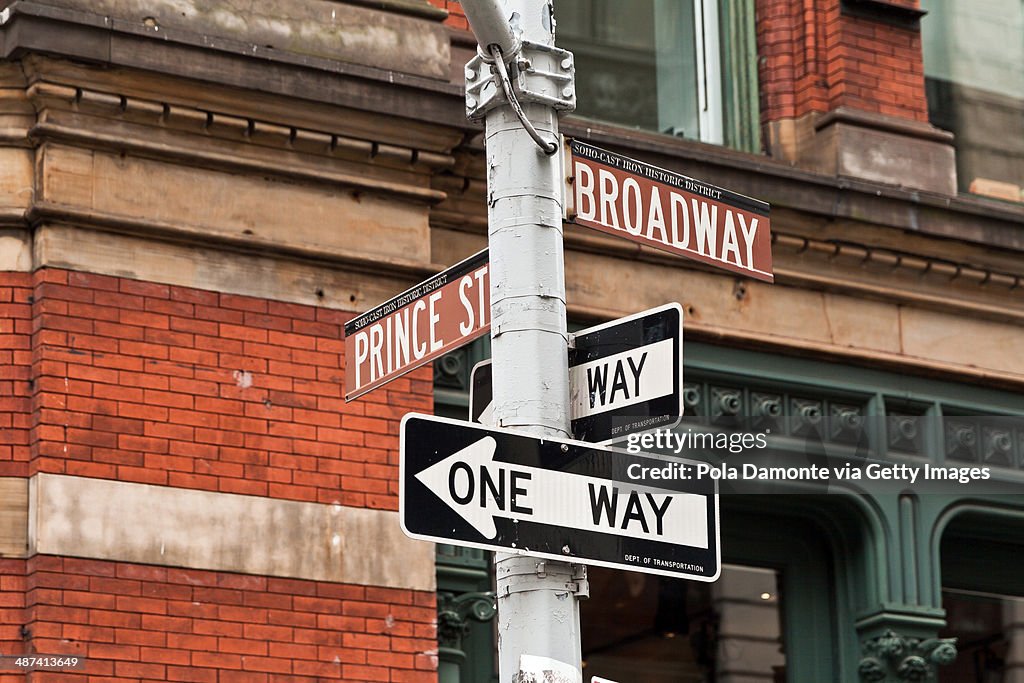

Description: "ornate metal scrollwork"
983 427 1013 465
682 383 702 415
436 590 497 650
859 629 957 681
888 415 920 453
790 397 824 437
945 420 978 461
434 350 468 391
751 392 783 431
831 404 865 443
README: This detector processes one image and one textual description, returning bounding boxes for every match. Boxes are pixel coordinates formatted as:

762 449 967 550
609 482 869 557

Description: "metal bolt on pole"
460 0 585 680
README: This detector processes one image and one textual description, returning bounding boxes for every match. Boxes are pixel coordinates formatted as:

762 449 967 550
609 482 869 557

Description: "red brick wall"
758 0 827 122
759 0 928 124
826 15 927 120
0 559 27 678
426 0 468 31
15 556 436 682
1 267 440 682
0 273 32 479
28 268 432 511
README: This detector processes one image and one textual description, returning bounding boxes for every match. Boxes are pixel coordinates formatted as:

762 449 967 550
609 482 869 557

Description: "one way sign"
400 413 720 580
471 303 683 444
570 302 682 444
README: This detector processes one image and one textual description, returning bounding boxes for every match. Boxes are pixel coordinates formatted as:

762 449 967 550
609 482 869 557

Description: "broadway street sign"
344 249 489 401
565 138 773 282
471 304 684 444
400 413 720 580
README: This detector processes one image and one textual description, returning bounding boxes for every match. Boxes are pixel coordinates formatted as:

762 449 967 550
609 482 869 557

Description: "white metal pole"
488 88 581 680
460 1 583 680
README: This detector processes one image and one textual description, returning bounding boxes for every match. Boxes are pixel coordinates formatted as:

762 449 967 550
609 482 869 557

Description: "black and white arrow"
413 436 709 548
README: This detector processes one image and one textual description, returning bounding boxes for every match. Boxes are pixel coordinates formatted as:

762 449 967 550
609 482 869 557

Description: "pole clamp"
497 558 589 598
568 564 590 599
465 41 576 120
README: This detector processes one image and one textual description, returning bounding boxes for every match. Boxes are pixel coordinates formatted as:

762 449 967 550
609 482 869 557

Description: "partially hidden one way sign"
570 303 683 444
344 249 489 401
565 138 773 282
400 413 720 581
471 303 683 445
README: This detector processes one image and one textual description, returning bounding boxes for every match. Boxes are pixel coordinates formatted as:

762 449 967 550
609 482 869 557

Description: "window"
940 590 1024 682
941 511 1024 683
581 564 785 682
556 0 761 153
921 0 1024 202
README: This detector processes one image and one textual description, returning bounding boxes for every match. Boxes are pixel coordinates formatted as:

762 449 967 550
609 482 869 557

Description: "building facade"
0 1 1022 682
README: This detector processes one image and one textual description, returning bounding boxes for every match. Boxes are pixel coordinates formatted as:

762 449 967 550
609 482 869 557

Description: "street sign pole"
459 0 583 680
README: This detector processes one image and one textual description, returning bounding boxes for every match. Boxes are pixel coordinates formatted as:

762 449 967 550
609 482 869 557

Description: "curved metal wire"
490 44 559 155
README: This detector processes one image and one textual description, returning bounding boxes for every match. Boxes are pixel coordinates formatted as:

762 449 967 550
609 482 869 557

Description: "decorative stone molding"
435 207 1024 308
771 233 1024 326
24 81 457 175
859 629 957 681
773 233 1023 289
2 62 462 278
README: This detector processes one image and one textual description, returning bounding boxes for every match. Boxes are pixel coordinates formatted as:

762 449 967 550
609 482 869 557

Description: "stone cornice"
14 78 1012 331
30 120 447 204
19 79 457 204
560 120 1024 255
437 201 1023 289
15 195 1022 331
30 83 457 168
814 106 953 144
566 229 1024 326
2 0 1022 261
0 206 25 227
0 1 466 126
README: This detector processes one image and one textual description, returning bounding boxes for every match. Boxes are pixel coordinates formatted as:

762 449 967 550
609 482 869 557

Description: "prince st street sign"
344 249 489 401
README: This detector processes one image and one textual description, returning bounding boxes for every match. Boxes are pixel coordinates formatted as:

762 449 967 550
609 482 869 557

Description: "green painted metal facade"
434 339 1024 681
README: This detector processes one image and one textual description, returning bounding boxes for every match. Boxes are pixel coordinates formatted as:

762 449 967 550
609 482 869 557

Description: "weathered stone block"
28 0 451 80
768 107 957 196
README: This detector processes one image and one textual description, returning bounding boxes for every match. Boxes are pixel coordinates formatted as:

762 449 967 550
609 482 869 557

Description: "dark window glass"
940 590 1024 683
582 564 785 682
556 0 762 153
